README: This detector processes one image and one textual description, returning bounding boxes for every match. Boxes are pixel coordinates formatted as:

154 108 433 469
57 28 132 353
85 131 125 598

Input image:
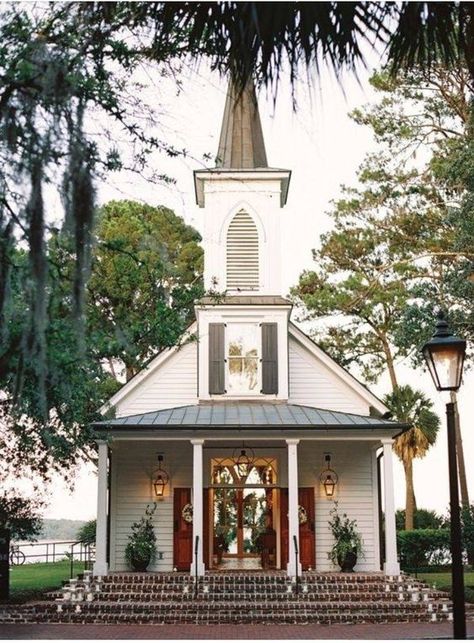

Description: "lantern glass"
154 475 165 497
422 313 466 394
323 475 336 498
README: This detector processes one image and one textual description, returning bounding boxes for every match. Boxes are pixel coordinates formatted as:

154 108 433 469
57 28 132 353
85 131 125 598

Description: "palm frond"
387 2 474 79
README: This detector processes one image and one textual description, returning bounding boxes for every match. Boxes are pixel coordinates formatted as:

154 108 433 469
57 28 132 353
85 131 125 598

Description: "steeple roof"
216 80 268 169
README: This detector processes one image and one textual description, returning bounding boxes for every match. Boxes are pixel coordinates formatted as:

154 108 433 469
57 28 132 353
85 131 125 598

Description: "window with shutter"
261 323 278 394
209 323 225 395
226 210 259 290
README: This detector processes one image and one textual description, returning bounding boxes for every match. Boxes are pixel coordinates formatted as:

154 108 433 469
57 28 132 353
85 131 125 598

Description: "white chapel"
92 81 406 578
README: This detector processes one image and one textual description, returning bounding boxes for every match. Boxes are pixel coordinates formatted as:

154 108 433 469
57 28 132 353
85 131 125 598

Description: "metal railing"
69 541 95 579
9 540 91 566
9 540 95 580
293 535 299 595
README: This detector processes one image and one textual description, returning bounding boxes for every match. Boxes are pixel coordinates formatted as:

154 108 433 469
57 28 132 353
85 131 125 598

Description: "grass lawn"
416 571 474 603
8 560 85 603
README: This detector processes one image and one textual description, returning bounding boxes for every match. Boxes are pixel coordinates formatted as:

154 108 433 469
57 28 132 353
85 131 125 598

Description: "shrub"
397 528 450 570
77 519 96 545
327 502 364 566
396 508 444 531
125 504 157 568
461 504 474 566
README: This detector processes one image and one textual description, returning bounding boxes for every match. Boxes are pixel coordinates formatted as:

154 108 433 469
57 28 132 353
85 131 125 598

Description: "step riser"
1 572 457 626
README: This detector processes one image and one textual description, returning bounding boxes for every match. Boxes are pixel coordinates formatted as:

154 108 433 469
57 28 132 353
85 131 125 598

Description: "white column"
286 439 302 576
93 440 109 576
382 439 400 576
191 439 205 576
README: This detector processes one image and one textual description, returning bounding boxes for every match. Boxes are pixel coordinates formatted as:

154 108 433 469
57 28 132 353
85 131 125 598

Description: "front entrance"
172 463 315 572
210 456 277 570
212 487 275 570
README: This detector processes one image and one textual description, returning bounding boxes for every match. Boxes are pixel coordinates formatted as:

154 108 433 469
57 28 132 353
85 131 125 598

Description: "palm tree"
143 2 474 84
383 385 440 531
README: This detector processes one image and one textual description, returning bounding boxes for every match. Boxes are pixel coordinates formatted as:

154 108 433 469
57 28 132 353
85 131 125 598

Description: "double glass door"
213 487 273 558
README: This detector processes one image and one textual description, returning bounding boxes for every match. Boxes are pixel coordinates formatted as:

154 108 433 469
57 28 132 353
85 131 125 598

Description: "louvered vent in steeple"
226 210 259 290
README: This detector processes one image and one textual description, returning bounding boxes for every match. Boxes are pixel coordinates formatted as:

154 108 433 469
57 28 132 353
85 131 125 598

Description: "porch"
91 403 407 578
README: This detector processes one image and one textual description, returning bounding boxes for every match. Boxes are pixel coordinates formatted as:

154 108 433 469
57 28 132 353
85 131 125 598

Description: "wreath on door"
182 503 193 524
287 505 308 525
298 505 308 525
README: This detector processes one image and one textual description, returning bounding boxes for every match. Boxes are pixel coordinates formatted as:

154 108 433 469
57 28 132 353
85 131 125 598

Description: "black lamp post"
422 312 466 639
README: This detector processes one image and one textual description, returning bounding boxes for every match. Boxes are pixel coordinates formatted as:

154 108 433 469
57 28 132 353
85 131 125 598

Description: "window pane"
227 325 258 357
227 324 259 394
228 357 258 393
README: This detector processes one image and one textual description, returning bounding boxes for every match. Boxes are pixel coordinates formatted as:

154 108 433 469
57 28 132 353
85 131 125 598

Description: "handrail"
194 535 200 598
70 540 94 579
293 535 299 595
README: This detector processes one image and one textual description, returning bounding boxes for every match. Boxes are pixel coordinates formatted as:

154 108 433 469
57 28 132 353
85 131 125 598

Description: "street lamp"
422 312 467 639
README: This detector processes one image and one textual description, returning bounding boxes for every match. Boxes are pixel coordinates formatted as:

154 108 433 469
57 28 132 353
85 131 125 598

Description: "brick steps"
0 571 458 625
1 601 453 625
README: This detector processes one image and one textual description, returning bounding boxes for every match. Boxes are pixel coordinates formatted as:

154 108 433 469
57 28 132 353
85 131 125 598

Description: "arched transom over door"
226 210 259 290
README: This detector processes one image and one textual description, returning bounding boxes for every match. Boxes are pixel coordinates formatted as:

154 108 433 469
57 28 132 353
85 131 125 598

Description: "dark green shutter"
261 323 278 394
209 323 225 395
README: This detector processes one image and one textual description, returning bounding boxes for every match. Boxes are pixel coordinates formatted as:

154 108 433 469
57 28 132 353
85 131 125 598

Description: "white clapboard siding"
298 443 377 572
288 338 370 415
115 342 198 418
109 440 378 573
226 210 259 290
110 441 193 572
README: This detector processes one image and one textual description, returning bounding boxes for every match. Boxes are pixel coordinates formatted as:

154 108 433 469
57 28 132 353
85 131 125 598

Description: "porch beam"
191 439 205 576
381 438 400 576
286 438 302 577
93 440 109 576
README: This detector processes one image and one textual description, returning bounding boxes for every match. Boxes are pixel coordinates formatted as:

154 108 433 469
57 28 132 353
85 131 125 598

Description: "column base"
191 560 206 577
384 561 401 576
286 561 303 577
93 561 109 576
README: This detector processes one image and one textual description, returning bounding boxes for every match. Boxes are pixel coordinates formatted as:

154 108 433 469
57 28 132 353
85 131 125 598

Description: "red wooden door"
280 488 315 571
173 488 192 571
298 487 316 570
203 489 210 570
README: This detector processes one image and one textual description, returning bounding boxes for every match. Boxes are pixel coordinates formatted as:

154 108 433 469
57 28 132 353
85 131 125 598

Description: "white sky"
42 64 473 521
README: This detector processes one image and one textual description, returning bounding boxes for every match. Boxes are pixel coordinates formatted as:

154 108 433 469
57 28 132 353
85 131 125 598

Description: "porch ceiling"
93 403 409 436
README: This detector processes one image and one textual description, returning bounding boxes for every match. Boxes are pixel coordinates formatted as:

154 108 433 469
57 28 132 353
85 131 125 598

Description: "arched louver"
226 210 259 290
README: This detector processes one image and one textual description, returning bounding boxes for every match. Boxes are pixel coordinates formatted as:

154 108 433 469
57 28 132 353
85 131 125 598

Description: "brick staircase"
0 571 462 625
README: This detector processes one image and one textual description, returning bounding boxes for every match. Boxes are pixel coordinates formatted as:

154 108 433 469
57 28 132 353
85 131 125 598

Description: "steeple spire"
216 79 268 169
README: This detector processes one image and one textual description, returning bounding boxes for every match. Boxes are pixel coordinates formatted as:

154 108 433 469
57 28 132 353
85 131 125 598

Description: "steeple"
216 80 268 169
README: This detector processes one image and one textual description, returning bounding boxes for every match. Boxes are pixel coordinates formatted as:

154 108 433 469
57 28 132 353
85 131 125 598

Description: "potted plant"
328 502 363 572
125 503 157 572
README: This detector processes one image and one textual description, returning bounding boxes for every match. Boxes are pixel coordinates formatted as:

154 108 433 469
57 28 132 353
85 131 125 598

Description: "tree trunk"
125 364 136 381
451 391 470 508
403 457 416 530
380 335 398 392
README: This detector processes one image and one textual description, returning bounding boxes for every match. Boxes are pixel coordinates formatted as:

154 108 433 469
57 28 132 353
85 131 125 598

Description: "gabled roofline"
288 321 389 416
98 321 197 416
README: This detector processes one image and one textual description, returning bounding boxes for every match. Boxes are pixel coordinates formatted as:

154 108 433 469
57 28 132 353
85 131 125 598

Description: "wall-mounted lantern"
319 454 338 498
153 454 170 498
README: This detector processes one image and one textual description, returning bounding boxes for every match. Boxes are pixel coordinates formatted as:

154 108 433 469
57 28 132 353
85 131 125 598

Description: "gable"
106 340 198 419
288 324 386 415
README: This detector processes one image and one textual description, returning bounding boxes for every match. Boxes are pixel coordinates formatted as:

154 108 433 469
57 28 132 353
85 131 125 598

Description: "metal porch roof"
93 403 408 432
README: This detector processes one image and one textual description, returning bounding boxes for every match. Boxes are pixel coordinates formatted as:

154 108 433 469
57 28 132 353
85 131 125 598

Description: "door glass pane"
243 489 268 554
214 488 237 554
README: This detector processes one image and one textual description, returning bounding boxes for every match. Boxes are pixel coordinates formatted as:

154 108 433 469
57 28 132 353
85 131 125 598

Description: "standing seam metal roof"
93 403 407 430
